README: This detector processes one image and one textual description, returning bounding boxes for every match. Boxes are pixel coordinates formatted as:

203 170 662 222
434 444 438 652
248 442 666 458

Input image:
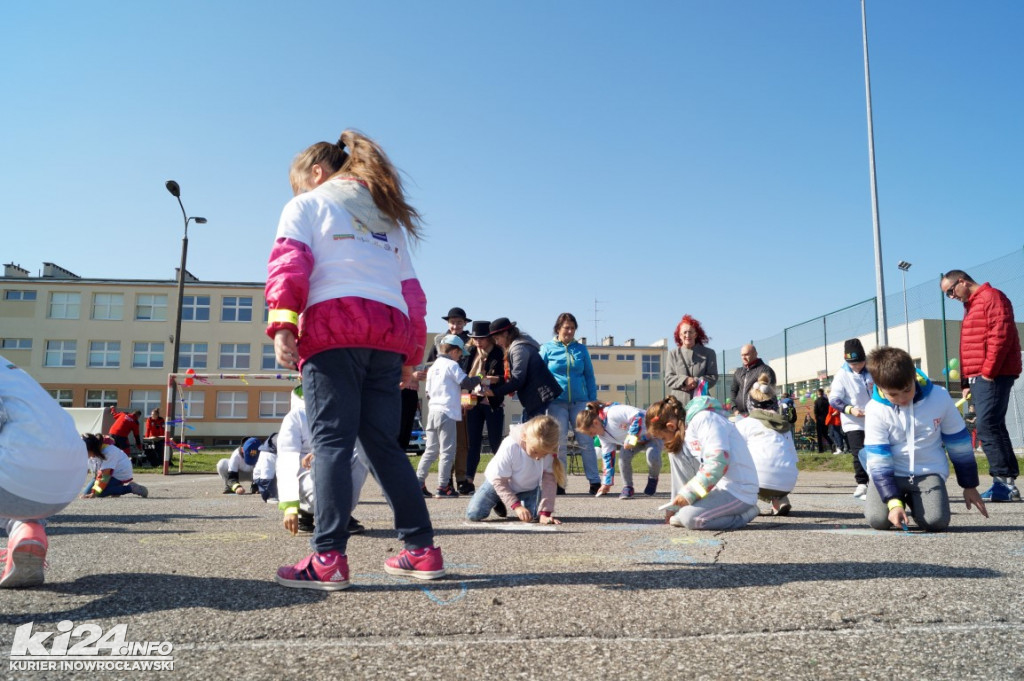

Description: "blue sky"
2 1 1021 352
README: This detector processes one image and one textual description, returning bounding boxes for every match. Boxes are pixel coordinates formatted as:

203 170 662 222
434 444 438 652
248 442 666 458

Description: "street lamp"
164 180 207 474
898 260 912 353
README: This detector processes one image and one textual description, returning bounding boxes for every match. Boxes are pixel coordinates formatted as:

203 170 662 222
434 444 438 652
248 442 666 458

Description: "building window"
642 354 661 380
1 338 32 350
261 344 284 370
91 293 124 320
219 343 251 370
44 340 76 367
616 354 635 362
259 391 290 418
592 353 609 361
48 389 74 407
182 295 210 322
85 389 118 408
181 391 205 419
616 384 628 392
221 296 253 322
48 292 81 319
597 384 610 392
135 294 168 321
179 342 208 370
88 341 121 368
130 390 163 415
216 391 248 419
4 290 37 301
133 342 165 369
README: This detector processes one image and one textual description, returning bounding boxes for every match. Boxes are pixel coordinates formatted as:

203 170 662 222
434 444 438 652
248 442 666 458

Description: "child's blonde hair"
290 129 422 239
645 396 686 453
521 414 567 488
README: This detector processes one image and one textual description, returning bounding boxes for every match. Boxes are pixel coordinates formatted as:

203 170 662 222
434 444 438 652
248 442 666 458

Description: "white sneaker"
853 484 868 500
669 513 685 528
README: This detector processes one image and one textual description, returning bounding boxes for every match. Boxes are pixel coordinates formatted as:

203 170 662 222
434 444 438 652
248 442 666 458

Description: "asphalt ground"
2 469 1023 681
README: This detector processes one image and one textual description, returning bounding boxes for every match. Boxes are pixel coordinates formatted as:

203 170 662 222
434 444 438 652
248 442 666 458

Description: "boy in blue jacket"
861 347 988 532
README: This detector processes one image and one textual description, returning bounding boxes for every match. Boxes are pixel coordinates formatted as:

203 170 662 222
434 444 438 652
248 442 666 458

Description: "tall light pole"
898 260 912 354
862 0 888 345
164 180 206 474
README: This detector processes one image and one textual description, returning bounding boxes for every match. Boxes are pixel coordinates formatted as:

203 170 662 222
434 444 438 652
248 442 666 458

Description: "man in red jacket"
941 269 1022 502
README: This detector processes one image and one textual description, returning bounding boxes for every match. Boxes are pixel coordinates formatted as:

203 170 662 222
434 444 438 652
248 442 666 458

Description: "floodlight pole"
862 0 888 345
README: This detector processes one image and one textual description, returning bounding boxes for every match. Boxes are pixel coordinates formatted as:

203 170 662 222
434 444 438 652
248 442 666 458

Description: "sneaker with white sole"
129 482 149 498
980 479 1013 503
275 550 350 591
619 486 635 500
772 495 792 516
853 484 868 500
0 521 48 589
668 513 685 528
384 546 445 580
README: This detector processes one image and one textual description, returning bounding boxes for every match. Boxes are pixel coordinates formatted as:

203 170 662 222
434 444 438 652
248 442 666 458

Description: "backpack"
779 398 797 425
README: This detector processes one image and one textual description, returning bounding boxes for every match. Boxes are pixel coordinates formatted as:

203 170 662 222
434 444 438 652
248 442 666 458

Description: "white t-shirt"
0 355 89 504
594 404 647 454
426 355 467 421
88 444 134 482
484 431 549 494
829 364 873 432
253 451 276 481
684 410 760 505
735 416 798 493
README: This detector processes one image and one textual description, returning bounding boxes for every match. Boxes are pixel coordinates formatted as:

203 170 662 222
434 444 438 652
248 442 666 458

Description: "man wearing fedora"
418 307 474 493
462 320 507 494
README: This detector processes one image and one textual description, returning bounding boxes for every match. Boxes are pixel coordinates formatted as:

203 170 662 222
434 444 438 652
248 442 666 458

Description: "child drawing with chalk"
645 395 760 530
861 346 987 532
465 415 565 524
576 401 662 499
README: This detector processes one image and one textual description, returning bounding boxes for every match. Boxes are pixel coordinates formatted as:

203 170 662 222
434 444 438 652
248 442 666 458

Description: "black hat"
489 317 516 335
468 320 492 338
442 307 470 322
844 338 866 363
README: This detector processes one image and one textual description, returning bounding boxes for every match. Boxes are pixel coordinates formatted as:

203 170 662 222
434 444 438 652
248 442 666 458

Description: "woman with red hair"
665 315 718 407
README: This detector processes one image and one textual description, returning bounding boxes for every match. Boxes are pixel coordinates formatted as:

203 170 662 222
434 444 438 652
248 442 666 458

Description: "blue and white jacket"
861 371 978 503
540 338 597 404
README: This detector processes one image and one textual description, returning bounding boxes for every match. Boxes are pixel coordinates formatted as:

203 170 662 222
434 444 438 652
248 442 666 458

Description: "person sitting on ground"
217 437 261 495
646 395 760 531
576 401 663 499
277 386 367 537
252 433 279 503
0 355 89 588
81 434 148 499
734 375 799 516
416 335 482 499
465 415 564 524
861 346 988 532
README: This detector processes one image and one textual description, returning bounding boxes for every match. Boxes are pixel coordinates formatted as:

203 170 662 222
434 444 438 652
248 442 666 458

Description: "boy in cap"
828 338 874 499
416 335 483 498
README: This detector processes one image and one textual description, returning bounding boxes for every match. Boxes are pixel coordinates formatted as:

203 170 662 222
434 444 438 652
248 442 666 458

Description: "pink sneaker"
384 546 445 580
0 521 48 589
275 550 350 591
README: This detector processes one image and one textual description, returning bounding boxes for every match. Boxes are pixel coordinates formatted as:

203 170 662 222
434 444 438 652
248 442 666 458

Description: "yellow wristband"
887 498 904 510
268 309 299 326
231 483 242 492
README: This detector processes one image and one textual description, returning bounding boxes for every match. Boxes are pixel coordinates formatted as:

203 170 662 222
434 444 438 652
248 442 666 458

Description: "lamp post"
898 260 912 353
862 0 888 345
164 180 206 474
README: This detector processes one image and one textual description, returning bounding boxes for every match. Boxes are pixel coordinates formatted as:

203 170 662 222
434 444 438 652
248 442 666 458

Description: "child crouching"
81 434 148 499
466 415 565 524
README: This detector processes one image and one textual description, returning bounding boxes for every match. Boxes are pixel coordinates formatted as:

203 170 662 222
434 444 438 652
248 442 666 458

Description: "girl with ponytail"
576 401 663 499
267 129 442 590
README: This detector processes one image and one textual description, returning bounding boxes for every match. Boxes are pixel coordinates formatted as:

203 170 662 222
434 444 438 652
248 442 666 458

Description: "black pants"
815 420 829 452
846 430 868 485
397 388 420 450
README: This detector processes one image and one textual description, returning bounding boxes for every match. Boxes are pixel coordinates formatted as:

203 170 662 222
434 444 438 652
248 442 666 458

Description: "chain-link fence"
721 246 1024 448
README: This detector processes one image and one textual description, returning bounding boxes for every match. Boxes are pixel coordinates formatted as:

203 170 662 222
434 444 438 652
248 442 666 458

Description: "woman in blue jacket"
540 313 600 495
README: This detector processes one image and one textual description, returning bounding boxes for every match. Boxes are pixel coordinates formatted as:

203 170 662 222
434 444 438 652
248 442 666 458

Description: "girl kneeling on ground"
465 415 565 524
645 396 759 530
81 434 148 499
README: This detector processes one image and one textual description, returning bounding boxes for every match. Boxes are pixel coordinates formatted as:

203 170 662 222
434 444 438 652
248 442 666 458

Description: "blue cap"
241 437 261 465
440 334 465 351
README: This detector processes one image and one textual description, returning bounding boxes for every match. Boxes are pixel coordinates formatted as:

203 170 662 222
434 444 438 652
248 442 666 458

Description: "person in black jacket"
729 345 776 415
813 388 830 453
461 320 507 494
488 318 563 421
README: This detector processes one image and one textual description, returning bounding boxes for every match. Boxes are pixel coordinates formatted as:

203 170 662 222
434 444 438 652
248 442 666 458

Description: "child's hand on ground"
82 492 95 499
515 505 533 523
963 488 989 518
887 505 908 529
539 515 561 525
282 513 298 536
672 495 690 508
235 486 247 495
